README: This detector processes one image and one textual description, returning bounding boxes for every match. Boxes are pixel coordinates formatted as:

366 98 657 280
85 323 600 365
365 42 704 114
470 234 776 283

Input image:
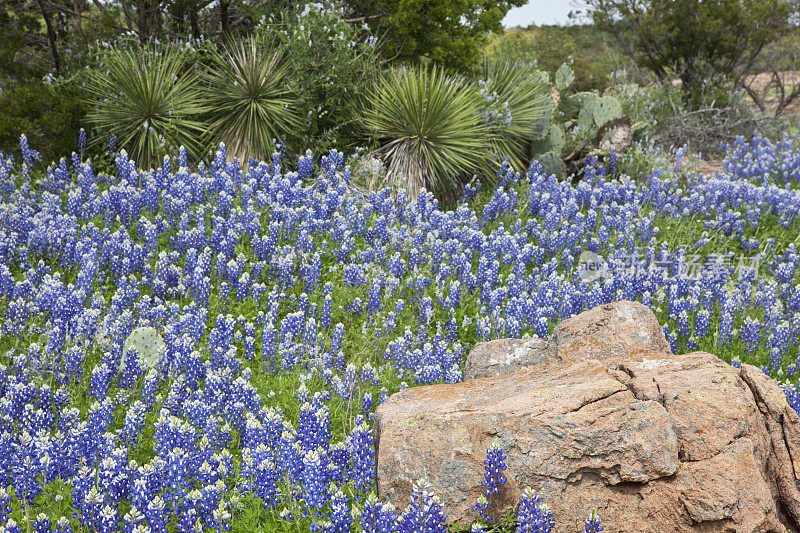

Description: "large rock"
463 337 552 380
464 301 671 380
375 306 800 532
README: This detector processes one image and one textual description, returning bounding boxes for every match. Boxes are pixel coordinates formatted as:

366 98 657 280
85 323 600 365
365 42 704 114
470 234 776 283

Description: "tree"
347 0 527 72
745 25 800 116
483 25 617 93
583 0 796 106
0 0 47 82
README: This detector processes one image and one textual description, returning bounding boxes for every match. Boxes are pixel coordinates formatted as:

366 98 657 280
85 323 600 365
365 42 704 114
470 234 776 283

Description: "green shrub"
363 65 489 200
257 4 383 157
478 60 551 173
483 25 618 93
608 71 761 154
203 41 298 165
0 82 85 164
83 44 207 170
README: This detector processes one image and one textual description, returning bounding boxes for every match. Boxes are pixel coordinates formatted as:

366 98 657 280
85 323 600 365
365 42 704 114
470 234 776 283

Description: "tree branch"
343 13 385 24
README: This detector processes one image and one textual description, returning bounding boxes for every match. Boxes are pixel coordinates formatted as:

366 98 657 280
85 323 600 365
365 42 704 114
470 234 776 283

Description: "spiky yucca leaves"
84 45 206 170
363 66 490 200
203 42 297 165
479 60 551 172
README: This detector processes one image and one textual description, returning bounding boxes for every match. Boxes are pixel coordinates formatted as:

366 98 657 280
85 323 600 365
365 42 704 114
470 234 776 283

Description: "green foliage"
478 60 551 172
363 65 489 200
0 82 85 164
607 68 766 154
533 151 566 179
530 124 565 157
586 0 796 108
203 41 298 164
356 0 526 72
529 90 555 141
555 63 575 91
256 4 383 157
483 25 618 92
577 93 599 133
0 0 45 81
83 44 207 169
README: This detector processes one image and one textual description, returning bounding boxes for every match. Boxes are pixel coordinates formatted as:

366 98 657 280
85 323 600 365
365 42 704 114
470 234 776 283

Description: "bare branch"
343 13 385 24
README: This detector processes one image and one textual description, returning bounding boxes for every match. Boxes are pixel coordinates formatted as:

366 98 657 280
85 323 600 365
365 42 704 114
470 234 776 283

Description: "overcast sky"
503 1 589 27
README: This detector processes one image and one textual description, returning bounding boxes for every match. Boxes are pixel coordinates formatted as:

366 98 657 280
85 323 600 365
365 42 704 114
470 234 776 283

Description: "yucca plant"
478 60 551 172
203 41 298 165
363 66 490 200
83 44 206 170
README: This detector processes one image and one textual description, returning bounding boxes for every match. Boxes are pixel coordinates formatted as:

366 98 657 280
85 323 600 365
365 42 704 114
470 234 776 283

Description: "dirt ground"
744 71 800 114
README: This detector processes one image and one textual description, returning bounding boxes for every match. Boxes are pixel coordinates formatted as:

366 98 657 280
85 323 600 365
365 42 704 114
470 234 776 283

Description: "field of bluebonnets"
2 128 800 532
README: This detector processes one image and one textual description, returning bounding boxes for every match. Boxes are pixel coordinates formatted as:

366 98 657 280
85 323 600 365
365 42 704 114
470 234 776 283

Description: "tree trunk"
36 0 61 75
220 0 229 34
73 0 82 30
190 2 200 39
137 0 161 39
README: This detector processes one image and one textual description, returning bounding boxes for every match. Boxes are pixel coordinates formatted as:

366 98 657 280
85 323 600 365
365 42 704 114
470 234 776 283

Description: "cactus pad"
555 64 575 90
534 151 566 179
592 96 623 128
122 327 165 369
531 124 565 158
577 94 599 133
530 98 555 141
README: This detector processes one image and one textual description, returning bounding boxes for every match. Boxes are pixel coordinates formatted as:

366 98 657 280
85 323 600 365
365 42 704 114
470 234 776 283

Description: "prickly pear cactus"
565 91 596 114
577 94 599 133
524 65 636 177
530 98 556 141
555 63 574 91
531 124 565 158
534 151 566 179
122 327 165 369
592 96 623 128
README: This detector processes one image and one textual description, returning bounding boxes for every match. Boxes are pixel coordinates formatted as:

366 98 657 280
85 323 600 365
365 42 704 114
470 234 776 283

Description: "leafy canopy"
585 0 796 106
350 0 527 71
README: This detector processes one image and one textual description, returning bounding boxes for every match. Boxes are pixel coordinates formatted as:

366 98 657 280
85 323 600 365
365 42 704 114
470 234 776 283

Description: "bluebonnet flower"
0 489 11 523
584 509 604 532
4 518 22 533
301 447 327 514
517 487 554 533
347 416 376 492
328 487 352 533
1 123 800 531
98 504 119 533
482 439 507 495
360 493 385 533
19 134 41 168
54 517 73 533
33 513 51 533
397 478 446 533
471 439 507 521
78 128 87 156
